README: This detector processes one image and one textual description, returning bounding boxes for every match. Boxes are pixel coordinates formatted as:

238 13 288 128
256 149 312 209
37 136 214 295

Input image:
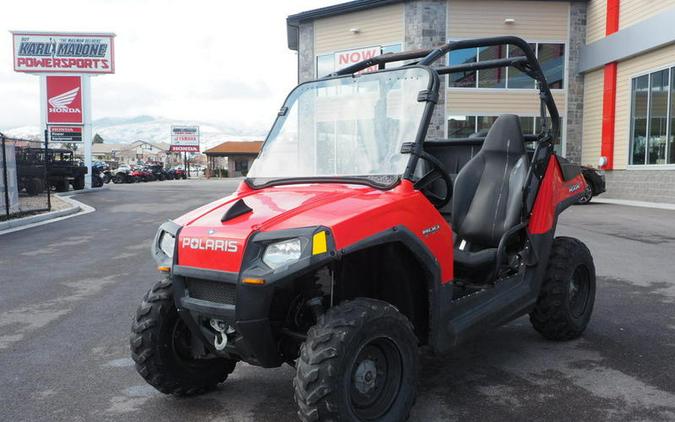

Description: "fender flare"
338 225 453 353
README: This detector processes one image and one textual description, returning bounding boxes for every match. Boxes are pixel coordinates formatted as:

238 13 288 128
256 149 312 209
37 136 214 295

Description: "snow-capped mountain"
2 115 268 150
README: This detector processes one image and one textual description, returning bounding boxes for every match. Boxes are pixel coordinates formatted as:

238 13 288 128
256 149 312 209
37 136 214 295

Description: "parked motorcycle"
92 162 113 185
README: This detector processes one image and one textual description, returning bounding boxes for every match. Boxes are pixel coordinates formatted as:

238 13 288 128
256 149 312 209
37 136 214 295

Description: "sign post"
12 31 115 189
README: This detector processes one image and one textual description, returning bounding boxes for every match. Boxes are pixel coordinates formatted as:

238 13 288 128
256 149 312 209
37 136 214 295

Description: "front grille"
185 278 236 305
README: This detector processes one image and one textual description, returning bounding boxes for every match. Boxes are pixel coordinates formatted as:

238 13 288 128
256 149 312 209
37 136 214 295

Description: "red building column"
600 0 620 169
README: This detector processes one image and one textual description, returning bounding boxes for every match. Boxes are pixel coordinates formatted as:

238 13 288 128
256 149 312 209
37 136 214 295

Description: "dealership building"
287 0 675 203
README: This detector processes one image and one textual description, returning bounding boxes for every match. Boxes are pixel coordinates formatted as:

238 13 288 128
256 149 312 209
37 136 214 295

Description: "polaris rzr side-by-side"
130 36 595 421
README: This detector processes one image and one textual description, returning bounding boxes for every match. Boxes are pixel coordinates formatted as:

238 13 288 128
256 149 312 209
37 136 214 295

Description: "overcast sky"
0 0 342 131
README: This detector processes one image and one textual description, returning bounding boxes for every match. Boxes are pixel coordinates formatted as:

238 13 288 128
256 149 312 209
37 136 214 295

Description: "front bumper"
166 226 337 368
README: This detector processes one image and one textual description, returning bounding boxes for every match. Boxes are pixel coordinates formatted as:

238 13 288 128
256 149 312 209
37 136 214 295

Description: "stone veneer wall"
565 1 587 163
404 0 447 140
298 22 314 83
604 170 675 204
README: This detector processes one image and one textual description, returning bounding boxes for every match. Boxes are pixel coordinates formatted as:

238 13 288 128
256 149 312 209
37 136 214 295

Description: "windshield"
247 67 432 187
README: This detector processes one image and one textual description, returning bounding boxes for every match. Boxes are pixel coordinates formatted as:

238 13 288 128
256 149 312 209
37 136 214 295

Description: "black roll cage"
248 36 558 202
328 36 559 219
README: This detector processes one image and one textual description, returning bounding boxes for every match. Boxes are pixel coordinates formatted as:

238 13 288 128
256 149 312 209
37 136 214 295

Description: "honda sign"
46 76 83 124
170 126 200 152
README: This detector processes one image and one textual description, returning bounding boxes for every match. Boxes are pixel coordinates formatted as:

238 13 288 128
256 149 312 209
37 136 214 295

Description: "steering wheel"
413 151 453 209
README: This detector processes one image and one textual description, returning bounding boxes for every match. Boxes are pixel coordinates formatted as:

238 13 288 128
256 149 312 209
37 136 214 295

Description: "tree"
93 133 105 144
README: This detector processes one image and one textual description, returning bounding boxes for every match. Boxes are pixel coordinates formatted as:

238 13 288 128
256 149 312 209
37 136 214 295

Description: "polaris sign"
12 32 115 74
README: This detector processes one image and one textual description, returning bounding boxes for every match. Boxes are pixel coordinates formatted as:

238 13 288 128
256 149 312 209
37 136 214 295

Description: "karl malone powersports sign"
170 126 200 152
12 32 115 74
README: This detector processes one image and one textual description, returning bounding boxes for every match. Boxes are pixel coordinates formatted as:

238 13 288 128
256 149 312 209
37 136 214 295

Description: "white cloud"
0 0 343 132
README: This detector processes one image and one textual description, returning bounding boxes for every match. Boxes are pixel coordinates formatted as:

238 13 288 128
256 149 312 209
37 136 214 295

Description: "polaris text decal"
181 237 239 253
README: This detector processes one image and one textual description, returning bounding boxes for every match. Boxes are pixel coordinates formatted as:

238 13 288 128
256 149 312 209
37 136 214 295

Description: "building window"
507 44 536 89
448 115 477 138
477 115 499 135
630 75 649 164
316 54 334 78
447 114 563 154
478 46 507 88
630 68 675 165
448 42 565 90
538 44 565 89
315 43 402 78
448 47 477 88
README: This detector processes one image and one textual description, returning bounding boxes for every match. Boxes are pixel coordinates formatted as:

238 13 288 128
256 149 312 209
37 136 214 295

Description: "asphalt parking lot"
1 179 674 422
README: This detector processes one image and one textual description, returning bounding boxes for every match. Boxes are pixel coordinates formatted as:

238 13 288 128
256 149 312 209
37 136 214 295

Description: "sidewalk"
593 197 675 211
0 193 95 235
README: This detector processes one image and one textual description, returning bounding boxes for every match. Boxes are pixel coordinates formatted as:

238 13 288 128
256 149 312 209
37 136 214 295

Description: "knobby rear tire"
530 237 596 340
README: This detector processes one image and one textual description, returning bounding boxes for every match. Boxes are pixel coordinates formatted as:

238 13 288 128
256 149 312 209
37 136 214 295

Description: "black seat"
451 115 529 277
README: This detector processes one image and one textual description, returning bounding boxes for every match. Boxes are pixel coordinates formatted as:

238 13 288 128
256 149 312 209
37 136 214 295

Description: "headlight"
262 238 303 269
159 231 175 258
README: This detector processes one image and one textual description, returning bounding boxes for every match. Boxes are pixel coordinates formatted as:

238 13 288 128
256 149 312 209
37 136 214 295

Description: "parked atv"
147 164 169 181
131 37 596 421
140 166 156 182
168 167 187 180
112 165 132 184
130 168 147 182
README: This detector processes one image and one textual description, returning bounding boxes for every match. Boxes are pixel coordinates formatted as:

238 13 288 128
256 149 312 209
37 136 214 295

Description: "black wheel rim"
569 265 591 319
170 318 196 363
348 337 403 420
579 185 592 203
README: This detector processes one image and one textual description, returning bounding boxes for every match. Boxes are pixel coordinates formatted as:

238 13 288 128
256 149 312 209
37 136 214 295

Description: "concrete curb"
0 194 96 235
593 197 675 211
58 185 109 196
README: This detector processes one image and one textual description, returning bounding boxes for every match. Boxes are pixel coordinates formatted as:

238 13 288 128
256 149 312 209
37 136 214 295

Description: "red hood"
174 182 406 272
174 180 452 280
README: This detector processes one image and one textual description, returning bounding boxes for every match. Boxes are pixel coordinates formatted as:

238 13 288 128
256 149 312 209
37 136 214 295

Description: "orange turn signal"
158 266 171 273
242 278 266 285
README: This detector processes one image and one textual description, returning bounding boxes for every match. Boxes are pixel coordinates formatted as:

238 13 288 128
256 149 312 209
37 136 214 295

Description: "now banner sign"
334 46 381 74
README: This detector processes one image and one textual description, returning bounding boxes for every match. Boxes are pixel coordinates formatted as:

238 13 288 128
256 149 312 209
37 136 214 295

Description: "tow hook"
209 319 234 351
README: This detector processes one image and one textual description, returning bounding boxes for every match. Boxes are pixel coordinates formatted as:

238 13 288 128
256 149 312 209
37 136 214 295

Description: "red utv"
131 37 595 421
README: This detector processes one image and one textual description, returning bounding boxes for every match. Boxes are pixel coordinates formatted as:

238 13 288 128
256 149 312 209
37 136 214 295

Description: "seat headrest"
482 114 525 154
